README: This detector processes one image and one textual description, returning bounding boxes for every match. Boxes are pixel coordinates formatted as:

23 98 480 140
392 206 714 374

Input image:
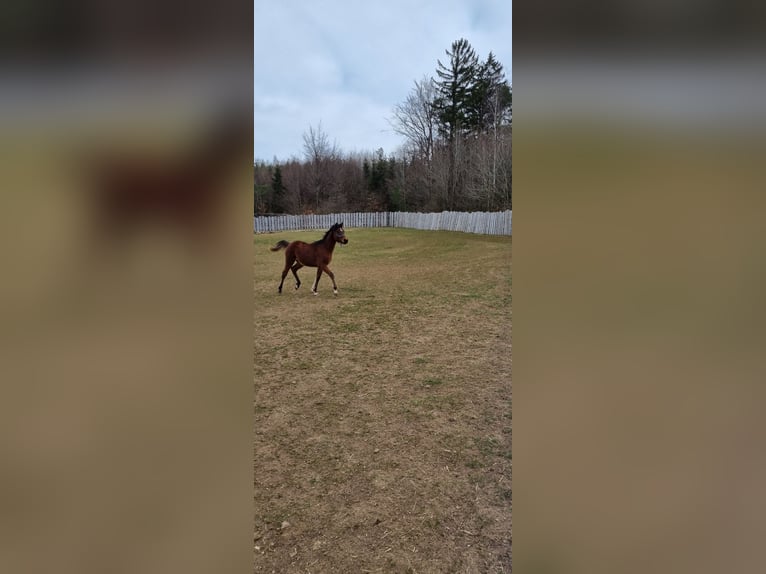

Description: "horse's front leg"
322 265 338 295
311 268 322 295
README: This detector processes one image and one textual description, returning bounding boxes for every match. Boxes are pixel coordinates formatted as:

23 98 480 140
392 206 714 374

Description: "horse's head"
334 222 348 244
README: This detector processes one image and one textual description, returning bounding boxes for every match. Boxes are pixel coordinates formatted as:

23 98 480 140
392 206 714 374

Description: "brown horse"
270 222 348 295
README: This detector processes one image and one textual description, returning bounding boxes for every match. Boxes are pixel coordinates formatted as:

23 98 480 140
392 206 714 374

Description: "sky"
254 0 512 162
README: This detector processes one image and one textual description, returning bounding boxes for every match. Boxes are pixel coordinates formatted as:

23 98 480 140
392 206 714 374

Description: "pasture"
254 227 512 572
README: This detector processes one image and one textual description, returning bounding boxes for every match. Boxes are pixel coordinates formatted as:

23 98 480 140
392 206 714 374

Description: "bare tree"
302 122 339 212
302 121 339 164
389 76 438 163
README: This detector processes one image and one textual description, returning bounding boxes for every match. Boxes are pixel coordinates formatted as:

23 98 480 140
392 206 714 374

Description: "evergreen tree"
270 164 286 213
470 52 507 132
433 38 479 142
433 38 480 209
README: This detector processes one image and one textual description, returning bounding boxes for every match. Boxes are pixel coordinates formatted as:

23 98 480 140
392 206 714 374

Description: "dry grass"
254 227 511 573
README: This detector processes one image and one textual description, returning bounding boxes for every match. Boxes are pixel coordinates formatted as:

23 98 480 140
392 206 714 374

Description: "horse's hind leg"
311 268 323 295
278 253 296 294
278 265 289 294
291 263 303 290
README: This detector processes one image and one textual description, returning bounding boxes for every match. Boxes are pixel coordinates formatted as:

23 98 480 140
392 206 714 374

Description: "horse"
270 222 348 295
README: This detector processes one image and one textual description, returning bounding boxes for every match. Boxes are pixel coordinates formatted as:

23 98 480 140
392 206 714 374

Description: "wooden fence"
253 211 512 236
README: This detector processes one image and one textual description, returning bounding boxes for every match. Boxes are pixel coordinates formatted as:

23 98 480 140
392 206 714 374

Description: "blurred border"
1 2 253 573
516 2 766 573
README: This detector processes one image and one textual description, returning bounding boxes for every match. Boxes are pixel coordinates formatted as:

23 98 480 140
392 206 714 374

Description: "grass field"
254 227 512 573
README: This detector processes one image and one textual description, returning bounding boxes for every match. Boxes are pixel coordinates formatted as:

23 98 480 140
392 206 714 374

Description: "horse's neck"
323 237 336 252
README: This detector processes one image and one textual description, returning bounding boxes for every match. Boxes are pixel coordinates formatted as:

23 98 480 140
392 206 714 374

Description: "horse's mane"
312 223 340 245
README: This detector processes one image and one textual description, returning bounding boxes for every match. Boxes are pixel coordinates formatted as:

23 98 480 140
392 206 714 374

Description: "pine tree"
470 52 507 133
433 38 479 142
271 164 285 213
433 38 480 209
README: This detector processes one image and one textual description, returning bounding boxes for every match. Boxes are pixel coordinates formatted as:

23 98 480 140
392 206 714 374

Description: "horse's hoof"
312 291 318 296
333 290 338 296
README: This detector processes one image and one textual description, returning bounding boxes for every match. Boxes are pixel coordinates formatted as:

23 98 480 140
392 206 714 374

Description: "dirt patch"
255 228 511 572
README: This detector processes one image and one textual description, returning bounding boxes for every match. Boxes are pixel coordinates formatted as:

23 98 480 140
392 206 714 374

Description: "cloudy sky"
254 0 512 162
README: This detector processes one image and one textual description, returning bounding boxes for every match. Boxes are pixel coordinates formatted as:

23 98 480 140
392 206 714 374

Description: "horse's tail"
270 240 289 252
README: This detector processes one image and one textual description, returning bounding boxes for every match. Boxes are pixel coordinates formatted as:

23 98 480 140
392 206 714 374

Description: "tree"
270 164 286 213
460 54 512 205
389 76 438 162
433 38 479 142
470 52 509 133
433 38 482 210
302 122 339 212
253 160 271 215
302 121 338 164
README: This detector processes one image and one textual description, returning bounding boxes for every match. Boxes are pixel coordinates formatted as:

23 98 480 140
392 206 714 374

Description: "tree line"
254 38 511 215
